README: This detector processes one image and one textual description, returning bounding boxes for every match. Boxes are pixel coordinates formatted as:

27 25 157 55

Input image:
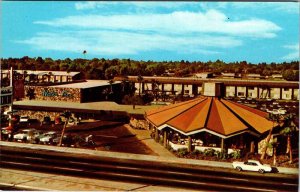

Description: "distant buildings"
1 70 81 84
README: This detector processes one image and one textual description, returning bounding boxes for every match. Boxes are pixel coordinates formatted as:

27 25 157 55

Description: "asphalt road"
1 146 298 192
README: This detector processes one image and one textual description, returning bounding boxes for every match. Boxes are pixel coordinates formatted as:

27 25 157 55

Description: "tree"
280 114 298 164
282 69 298 81
59 111 72 147
260 113 280 160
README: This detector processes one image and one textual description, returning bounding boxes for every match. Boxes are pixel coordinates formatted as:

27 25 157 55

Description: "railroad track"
1 146 298 192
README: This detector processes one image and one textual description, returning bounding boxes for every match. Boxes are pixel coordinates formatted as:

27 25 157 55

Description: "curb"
1 141 298 175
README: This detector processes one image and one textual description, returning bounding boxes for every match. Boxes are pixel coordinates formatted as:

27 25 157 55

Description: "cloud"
75 2 299 14
16 30 241 56
200 2 299 14
74 2 199 10
282 43 299 60
35 10 281 38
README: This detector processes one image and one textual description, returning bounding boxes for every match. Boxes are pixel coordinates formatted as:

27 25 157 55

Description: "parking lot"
226 97 299 117
1 120 155 155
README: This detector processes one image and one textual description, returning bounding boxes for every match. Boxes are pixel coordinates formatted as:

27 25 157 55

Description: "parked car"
277 108 287 115
20 116 29 123
30 130 45 143
232 160 272 174
1 126 14 140
13 128 36 142
39 131 59 144
42 116 51 125
10 115 20 123
52 134 73 146
266 109 278 115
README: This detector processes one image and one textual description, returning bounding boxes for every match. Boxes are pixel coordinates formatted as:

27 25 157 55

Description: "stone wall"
18 110 62 122
25 86 81 102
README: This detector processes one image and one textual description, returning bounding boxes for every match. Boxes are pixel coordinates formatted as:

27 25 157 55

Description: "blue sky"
2 2 299 63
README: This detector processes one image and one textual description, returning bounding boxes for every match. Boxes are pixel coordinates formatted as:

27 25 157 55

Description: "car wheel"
236 166 242 171
259 169 265 174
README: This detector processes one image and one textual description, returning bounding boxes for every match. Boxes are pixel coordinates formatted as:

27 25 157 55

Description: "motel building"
145 82 275 155
116 76 299 101
12 80 132 122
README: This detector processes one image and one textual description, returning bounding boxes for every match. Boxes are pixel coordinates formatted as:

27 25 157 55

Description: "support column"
187 136 192 152
192 85 198 95
250 141 255 153
181 84 184 95
234 86 237 97
161 84 165 92
268 88 271 98
163 130 167 147
155 128 159 142
245 87 248 98
291 88 294 100
257 87 260 99
142 83 145 93
171 84 174 94
280 88 283 100
221 138 225 151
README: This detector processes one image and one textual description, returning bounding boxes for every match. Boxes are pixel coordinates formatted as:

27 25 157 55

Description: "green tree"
260 113 280 160
282 69 298 81
280 114 298 164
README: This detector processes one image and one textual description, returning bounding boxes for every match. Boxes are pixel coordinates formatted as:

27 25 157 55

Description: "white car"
20 116 29 123
13 129 36 142
39 131 59 144
232 160 272 174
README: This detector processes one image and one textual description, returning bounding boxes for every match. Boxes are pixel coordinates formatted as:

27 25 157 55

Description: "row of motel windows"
237 92 291 98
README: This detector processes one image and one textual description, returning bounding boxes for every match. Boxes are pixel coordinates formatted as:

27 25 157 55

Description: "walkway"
0 168 198 191
125 124 175 158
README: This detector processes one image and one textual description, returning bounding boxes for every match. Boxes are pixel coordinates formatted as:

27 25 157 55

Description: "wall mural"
25 86 81 102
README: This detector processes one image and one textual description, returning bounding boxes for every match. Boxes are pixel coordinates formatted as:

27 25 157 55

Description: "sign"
42 89 73 98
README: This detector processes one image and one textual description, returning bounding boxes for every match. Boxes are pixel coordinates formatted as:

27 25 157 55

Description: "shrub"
215 150 228 160
166 144 173 152
177 148 189 157
191 150 201 156
230 150 241 159
203 148 215 157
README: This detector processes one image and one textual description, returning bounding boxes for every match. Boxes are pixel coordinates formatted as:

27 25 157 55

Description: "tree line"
1 57 299 81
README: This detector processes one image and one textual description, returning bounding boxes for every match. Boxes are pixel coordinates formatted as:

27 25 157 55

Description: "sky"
1 1 299 63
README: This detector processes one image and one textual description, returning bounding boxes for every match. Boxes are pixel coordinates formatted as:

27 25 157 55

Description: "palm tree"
59 110 72 147
137 75 143 96
280 114 298 164
83 50 87 59
260 113 280 160
108 79 114 100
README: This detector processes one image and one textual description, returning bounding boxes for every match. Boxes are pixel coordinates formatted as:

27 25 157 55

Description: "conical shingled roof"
145 96 274 137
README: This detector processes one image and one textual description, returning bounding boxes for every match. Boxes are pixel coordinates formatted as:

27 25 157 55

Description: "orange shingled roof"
146 97 207 127
168 97 211 132
207 98 248 135
221 99 273 134
146 96 273 137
